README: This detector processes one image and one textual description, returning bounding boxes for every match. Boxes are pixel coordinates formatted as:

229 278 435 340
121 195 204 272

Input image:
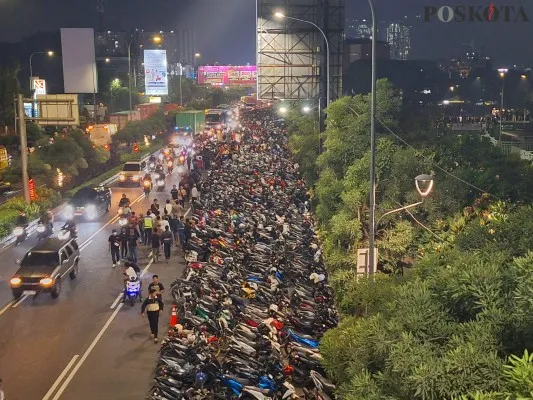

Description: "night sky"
0 0 531 66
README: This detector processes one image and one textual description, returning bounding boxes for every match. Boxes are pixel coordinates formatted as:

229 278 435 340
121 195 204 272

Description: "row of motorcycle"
148 112 338 399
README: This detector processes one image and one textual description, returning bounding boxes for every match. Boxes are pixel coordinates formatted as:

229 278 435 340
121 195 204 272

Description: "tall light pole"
498 68 508 147
368 0 378 276
127 39 135 121
274 12 330 106
29 50 54 84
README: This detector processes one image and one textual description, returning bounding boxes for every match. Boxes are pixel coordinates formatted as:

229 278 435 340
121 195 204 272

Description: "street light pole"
368 0 377 276
499 79 505 146
127 40 134 121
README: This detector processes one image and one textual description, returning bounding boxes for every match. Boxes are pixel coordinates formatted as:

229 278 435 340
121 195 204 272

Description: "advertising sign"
60 28 98 93
144 50 168 96
198 66 257 86
32 78 46 98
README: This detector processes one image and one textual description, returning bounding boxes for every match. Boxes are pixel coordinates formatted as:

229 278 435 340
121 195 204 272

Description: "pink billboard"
198 65 257 86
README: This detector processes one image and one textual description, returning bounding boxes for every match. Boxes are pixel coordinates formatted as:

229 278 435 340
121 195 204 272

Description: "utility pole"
17 94 30 204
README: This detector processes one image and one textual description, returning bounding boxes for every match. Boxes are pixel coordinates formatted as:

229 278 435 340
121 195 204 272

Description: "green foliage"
0 64 20 127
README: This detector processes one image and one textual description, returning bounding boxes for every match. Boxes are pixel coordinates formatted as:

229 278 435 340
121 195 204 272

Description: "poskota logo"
424 3 529 22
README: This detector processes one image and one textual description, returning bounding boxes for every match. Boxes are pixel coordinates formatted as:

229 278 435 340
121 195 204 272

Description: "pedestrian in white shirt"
191 185 199 202
164 199 173 216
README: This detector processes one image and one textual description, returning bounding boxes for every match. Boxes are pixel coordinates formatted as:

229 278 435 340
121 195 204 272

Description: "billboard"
198 66 257 86
144 50 168 96
32 78 46 98
60 28 98 93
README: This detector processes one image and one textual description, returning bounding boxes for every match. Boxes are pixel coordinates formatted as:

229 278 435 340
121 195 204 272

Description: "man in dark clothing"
170 185 179 201
161 226 174 262
141 288 164 343
108 229 121 268
148 275 165 301
176 216 185 247
183 219 192 247
186 154 192 171
126 228 140 263
151 228 161 263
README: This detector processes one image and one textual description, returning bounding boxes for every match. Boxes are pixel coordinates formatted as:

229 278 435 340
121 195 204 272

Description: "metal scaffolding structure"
256 0 344 102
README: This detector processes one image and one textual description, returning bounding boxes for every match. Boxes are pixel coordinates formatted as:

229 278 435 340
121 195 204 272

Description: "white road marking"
184 207 191 217
79 239 93 252
0 300 15 316
12 294 29 308
109 294 122 310
50 258 155 399
41 355 80 400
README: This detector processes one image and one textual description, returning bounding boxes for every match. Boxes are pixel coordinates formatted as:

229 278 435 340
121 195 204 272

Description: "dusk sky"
0 0 530 66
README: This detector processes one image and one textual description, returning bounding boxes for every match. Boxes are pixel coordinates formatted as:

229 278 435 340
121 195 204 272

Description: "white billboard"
144 50 168 96
32 78 46 99
60 28 98 93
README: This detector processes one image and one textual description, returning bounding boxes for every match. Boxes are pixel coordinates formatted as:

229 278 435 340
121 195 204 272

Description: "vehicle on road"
118 161 146 187
0 180 12 194
9 236 80 299
125 277 141 306
63 186 112 220
36 221 53 241
13 225 28 245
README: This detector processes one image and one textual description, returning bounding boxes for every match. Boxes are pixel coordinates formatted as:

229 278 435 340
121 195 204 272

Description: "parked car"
63 186 111 220
9 236 80 299
118 161 146 187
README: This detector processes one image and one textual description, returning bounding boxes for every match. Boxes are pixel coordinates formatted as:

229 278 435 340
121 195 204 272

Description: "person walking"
183 218 192 247
164 199 173 216
186 153 192 171
127 227 140 263
191 184 199 205
170 215 179 244
143 211 153 245
151 228 161 263
161 225 174 263
170 185 179 202
177 215 185 248
108 229 121 268
141 288 164 343
119 226 128 261
148 274 165 301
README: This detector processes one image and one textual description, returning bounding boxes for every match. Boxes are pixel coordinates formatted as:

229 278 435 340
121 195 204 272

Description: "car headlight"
40 277 53 286
119 175 126 181
63 205 73 219
132 175 140 181
86 204 96 219
10 277 21 287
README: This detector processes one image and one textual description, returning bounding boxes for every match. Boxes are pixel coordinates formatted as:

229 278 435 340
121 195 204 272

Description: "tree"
286 110 320 185
0 64 20 128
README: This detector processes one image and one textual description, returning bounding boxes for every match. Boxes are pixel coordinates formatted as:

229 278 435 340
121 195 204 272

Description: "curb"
0 150 160 247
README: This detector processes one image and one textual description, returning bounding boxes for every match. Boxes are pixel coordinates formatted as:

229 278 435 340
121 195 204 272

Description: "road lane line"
79 239 93 252
184 207 191 217
12 294 28 308
41 355 80 400
50 257 155 400
109 294 122 310
0 300 15 316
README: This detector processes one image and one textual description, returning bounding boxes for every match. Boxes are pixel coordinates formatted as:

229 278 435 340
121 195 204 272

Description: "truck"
109 111 140 130
175 110 205 135
135 103 160 120
87 124 117 146
205 109 229 130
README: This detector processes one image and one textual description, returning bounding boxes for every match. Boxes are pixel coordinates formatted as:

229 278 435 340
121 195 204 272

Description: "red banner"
29 178 37 201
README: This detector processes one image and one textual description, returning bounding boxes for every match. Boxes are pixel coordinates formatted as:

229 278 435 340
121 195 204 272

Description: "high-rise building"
345 17 371 39
386 23 410 60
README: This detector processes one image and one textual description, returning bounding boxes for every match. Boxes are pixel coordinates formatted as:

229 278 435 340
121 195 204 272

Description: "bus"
205 109 228 130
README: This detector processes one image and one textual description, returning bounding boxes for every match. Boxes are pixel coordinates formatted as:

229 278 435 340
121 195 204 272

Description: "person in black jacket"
141 289 164 343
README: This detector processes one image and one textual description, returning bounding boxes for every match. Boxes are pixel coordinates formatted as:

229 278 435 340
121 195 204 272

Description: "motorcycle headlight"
13 227 24 236
119 174 126 181
86 205 96 220
58 230 70 240
37 225 46 233
157 180 164 186
63 205 73 219
132 175 140 181
40 277 54 286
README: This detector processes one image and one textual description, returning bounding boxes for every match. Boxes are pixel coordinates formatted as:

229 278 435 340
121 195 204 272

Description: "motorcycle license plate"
23 290 36 295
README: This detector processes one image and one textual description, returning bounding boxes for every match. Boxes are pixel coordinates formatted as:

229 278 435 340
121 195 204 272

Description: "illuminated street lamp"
302 106 311 113
498 68 508 147
195 53 201 58
105 58 111 63
152 35 162 44
29 50 54 82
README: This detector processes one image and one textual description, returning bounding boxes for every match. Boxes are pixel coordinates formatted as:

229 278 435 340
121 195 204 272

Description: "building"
343 38 389 72
386 23 411 60
345 17 372 39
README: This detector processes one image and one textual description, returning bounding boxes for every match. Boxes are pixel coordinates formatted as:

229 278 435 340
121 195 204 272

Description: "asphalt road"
0 165 189 400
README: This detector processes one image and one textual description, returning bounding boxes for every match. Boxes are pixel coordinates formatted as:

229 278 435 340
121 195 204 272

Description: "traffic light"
133 143 139 152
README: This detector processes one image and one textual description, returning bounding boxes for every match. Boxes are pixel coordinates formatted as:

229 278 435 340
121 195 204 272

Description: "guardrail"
0 150 160 247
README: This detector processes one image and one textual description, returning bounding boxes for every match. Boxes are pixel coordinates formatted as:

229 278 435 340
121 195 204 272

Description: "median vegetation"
287 79 533 398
